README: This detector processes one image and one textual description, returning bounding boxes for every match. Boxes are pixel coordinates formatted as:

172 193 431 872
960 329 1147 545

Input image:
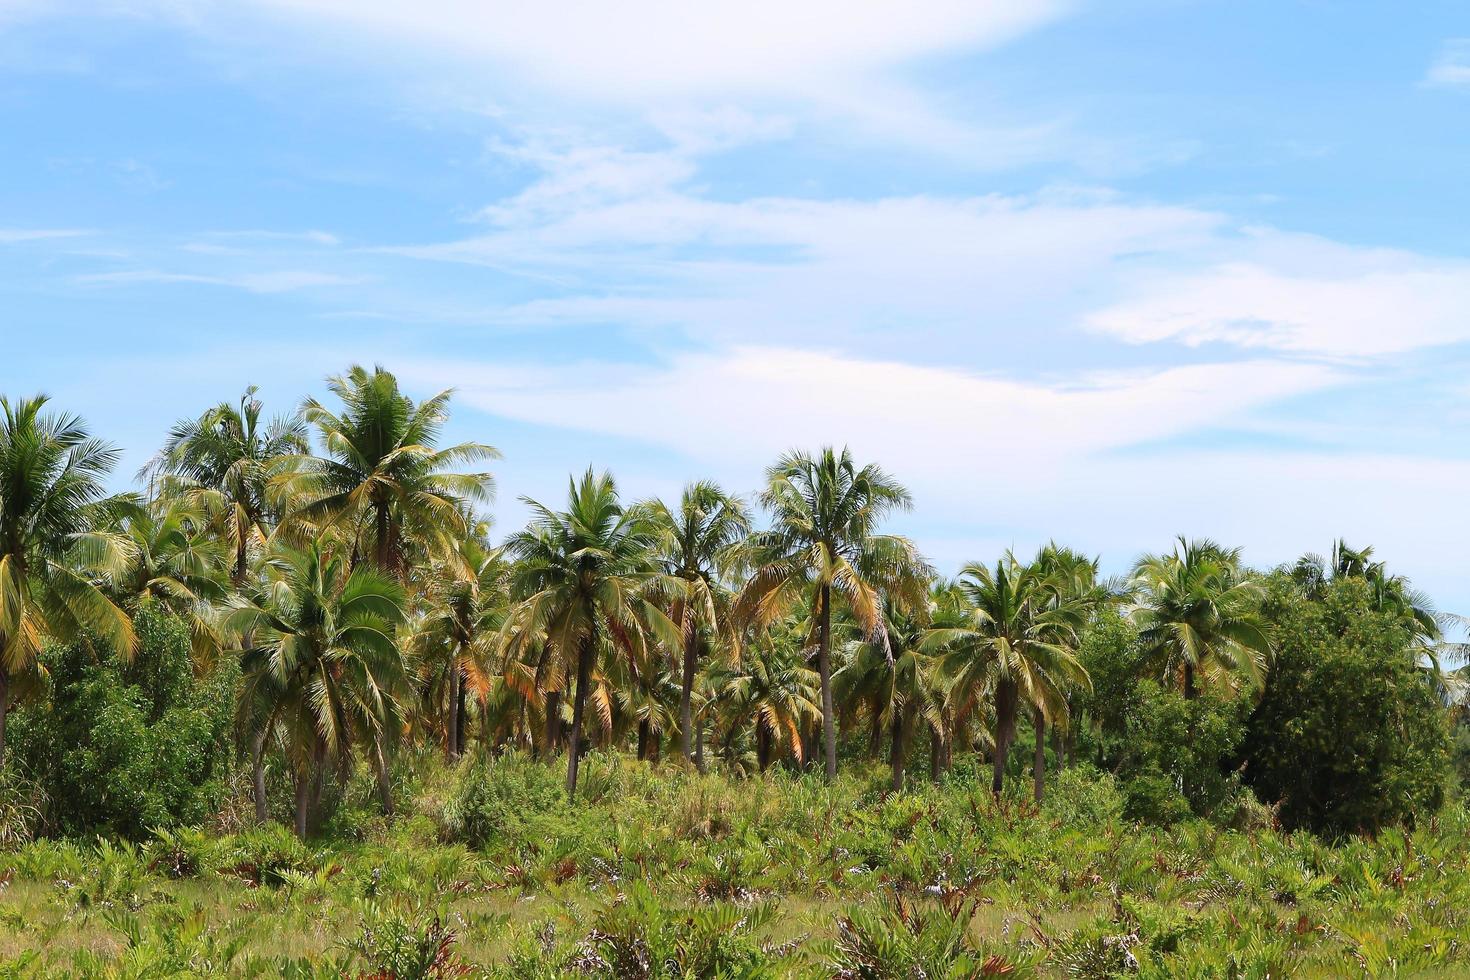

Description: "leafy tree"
0 395 135 767
9 606 233 838
641 481 749 768
146 386 308 585
286 366 498 579
1243 575 1450 835
1131 537 1270 699
1119 681 1248 823
502 469 679 795
228 542 406 837
737 447 928 780
924 553 1087 795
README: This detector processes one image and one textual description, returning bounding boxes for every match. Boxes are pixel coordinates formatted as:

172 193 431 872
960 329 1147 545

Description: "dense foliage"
0 366 1466 975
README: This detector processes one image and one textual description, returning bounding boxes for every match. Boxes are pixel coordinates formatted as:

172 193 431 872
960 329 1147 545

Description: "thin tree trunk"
678 628 698 766
0 668 9 771
455 668 468 758
1183 662 1197 700
890 710 906 792
637 718 650 760
565 632 595 796
992 679 1018 795
446 659 461 761
695 718 705 772
543 689 562 756
293 770 310 840
1032 706 1046 804
756 722 771 772
930 729 941 783
869 711 883 757
818 584 837 781
373 734 394 816
251 728 269 823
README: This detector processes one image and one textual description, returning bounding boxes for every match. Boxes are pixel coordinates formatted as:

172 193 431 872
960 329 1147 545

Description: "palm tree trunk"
251 728 269 822
446 660 461 761
1183 662 1197 700
756 722 771 772
930 729 941 783
455 675 467 758
1032 706 1046 804
565 632 595 796
869 712 883 757
293 770 311 839
637 718 650 760
992 679 1018 795
695 719 705 772
543 689 562 755
0 668 9 770
373 734 394 816
678 629 698 766
890 710 906 792
817 584 837 781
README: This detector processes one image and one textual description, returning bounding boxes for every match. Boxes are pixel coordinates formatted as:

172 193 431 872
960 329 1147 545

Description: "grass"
2 751 1468 977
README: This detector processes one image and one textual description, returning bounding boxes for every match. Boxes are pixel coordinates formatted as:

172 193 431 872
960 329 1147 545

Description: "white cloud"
76 269 361 292
1426 39 1470 88
407 345 1341 492
0 227 92 243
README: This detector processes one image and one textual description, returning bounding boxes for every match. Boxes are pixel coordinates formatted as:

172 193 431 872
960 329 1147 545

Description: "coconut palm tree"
1294 540 1442 645
502 469 680 795
284 366 498 579
227 541 405 836
0 395 135 767
409 528 509 761
104 495 231 663
712 621 820 773
737 447 929 780
1131 537 1270 700
146 387 307 585
923 553 1089 796
640 481 749 768
836 597 933 791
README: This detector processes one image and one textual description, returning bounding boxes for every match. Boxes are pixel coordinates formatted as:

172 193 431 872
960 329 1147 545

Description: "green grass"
2 752 1468 977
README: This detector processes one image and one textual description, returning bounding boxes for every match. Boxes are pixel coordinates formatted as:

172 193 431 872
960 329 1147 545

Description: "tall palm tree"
1293 540 1442 645
286 366 498 579
0 395 135 766
923 553 1088 795
146 387 308 585
641 481 749 768
410 529 509 761
1131 537 1270 700
502 469 679 795
228 541 405 836
737 447 929 780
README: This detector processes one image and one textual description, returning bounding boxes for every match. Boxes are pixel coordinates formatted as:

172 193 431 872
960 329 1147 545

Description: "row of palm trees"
0 367 1448 836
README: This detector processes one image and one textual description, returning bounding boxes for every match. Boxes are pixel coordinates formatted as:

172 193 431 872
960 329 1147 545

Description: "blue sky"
3 1 1468 610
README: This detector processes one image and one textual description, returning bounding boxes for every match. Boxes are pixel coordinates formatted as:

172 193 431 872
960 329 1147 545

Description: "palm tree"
1294 540 1442 645
104 495 231 663
1131 537 1270 700
712 621 820 773
146 387 307 585
737 447 929 780
0 395 135 766
641 481 749 768
286 366 498 579
228 541 405 836
923 553 1088 795
836 597 933 791
410 528 509 761
502 469 679 795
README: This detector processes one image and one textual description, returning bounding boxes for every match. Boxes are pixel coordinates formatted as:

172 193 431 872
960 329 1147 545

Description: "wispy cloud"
1426 39 1470 87
0 227 93 244
75 268 362 293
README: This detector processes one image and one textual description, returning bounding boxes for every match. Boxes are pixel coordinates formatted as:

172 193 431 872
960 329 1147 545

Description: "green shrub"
440 751 570 851
8 606 235 840
1244 577 1451 835
1046 766 1125 827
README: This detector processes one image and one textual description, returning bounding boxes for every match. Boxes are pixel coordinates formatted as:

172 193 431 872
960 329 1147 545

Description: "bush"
1045 766 1125 827
1117 682 1248 825
8 606 236 839
440 752 570 850
1243 577 1450 836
